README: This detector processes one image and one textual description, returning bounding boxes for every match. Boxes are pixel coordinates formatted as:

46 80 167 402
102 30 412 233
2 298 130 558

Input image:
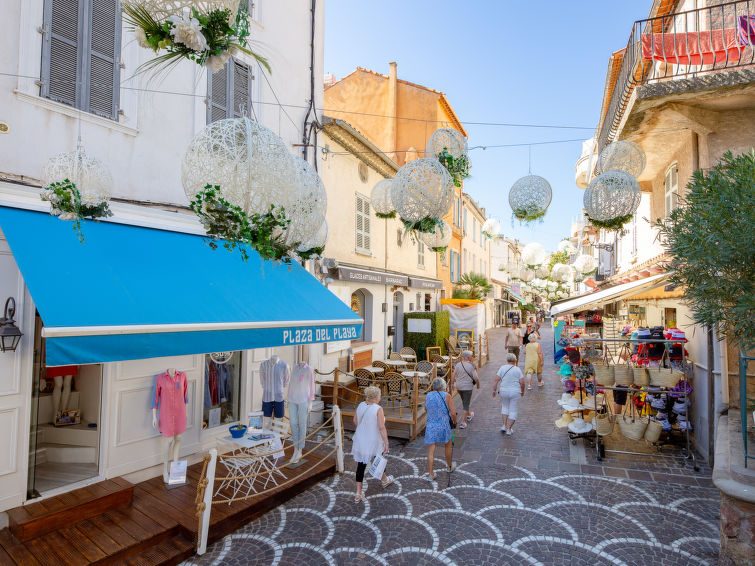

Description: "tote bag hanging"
368 453 388 479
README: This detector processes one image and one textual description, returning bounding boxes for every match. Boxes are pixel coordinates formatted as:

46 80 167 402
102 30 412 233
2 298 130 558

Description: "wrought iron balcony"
597 0 755 150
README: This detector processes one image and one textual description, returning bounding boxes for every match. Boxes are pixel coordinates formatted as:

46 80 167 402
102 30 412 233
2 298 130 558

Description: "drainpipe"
302 0 318 165
387 62 398 163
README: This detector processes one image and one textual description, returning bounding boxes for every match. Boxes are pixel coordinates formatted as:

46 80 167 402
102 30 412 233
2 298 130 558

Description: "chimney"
387 62 398 163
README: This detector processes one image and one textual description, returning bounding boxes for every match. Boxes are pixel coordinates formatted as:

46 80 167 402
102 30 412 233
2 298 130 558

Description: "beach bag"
633 366 649 387
644 419 663 443
618 400 648 441
595 413 614 436
614 365 633 386
594 365 615 386
368 453 388 479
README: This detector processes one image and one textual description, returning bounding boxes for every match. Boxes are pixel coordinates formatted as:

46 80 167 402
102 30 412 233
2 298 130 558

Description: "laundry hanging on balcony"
641 27 744 65
738 15 755 46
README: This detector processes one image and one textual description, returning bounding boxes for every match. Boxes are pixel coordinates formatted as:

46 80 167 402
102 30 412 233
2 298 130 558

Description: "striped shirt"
259 359 290 403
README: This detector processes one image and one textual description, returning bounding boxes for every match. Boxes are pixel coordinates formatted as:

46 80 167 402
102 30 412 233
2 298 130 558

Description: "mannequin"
259 354 290 431
46 366 78 419
287 361 315 463
152 367 189 483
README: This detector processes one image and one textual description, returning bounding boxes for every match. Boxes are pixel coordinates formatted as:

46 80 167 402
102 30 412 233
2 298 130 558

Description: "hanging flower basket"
41 179 113 243
123 1 270 75
370 178 395 219
437 149 470 188
586 213 634 233
420 219 452 254
509 174 552 224
189 184 294 262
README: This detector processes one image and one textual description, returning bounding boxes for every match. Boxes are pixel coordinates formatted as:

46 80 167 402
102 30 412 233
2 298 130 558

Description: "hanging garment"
259 358 290 403
208 361 219 406
738 15 755 46
288 362 315 404
641 28 742 65
153 370 189 437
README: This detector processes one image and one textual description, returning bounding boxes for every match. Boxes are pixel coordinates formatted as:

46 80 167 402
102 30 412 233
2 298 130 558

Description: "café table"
362 365 385 375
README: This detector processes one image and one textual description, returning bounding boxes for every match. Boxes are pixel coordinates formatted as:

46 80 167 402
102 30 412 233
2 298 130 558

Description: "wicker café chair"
414 360 435 390
431 355 450 378
400 346 417 359
372 360 390 372
354 368 374 391
389 352 404 361
448 335 458 348
384 371 410 415
444 338 460 357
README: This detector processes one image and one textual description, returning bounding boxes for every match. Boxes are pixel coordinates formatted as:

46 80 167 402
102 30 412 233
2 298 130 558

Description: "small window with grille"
41 0 122 120
355 193 371 254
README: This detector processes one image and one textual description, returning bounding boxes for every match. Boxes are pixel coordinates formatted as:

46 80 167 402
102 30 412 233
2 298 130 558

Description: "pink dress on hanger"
153 370 189 437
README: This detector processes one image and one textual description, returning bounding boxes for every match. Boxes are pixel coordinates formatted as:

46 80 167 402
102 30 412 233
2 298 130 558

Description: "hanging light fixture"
551 263 572 282
521 242 547 267
509 145 551 222
597 140 646 178
370 178 395 218
280 157 327 247
42 140 113 213
583 170 641 223
425 128 468 160
573 254 597 274
421 219 452 252
557 240 575 255
482 218 501 238
390 158 454 223
0 298 22 353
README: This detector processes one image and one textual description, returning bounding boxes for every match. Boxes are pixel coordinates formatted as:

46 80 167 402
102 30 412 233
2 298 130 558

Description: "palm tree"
453 272 493 300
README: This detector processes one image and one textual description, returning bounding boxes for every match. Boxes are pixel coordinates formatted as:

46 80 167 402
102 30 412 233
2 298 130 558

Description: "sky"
323 0 650 252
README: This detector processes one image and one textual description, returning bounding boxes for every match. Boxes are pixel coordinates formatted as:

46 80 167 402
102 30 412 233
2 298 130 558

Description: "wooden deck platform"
0 448 335 565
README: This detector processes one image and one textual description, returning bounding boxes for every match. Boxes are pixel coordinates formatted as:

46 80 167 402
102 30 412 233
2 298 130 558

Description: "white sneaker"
506 428 514 436
446 462 457 473
501 426 508 433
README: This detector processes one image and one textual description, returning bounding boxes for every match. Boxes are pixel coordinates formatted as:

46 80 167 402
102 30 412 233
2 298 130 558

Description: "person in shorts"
504 321 523 365
450 350 479 429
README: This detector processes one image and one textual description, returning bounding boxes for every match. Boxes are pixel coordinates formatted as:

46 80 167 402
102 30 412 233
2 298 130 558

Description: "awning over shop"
0 206 362 366
508 291 524 303
409 276 443 289
549 273 669 316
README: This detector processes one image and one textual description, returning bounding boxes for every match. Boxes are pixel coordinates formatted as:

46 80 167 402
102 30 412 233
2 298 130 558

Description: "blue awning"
0 206 362 366
508 291 524 303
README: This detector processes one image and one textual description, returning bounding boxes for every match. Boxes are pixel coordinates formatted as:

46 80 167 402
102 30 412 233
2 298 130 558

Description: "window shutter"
363 199 371 251
87 0 120 119
232 61 251 118
355 194 370 253
207 63 230 123
43 0 81 107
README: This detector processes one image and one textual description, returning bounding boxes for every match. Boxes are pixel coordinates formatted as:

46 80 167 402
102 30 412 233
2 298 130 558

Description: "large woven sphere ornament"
425 128 468 159
509 175 552 222
370 178 394 217
421 219 452 252
124 1 241 22
42 141 113 208
597 140 646 178
521 242 547 267
519 269 535 282
482 218 501 238
280 157 327 247
551 263 572 282
391 158 454 223
297 219 328 255
181 117 296 216
573 254 597 274
583 170 641 221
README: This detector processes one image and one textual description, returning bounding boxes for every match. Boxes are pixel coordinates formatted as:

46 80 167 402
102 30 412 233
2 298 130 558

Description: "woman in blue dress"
424 377 458 480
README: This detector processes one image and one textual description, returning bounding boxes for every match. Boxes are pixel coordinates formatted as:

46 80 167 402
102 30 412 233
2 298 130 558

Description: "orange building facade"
323 62 468 298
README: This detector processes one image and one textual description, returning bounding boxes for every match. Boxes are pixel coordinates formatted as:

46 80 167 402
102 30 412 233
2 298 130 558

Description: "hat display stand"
581 336 699 472
556 341 598 448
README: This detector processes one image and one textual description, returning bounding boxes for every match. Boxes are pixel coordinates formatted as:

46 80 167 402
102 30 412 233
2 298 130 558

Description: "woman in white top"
492 353 525 435
351 386 393 503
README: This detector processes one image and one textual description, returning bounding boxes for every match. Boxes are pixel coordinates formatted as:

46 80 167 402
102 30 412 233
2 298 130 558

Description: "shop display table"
216 430 285 501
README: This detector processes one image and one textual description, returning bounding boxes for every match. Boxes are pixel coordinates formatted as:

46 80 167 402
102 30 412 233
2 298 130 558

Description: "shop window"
425 293 431 311
351 289 365 340
41 0 122 119
665 163 679 217
208 59 253 123
203 351 242 429
355 193 371 254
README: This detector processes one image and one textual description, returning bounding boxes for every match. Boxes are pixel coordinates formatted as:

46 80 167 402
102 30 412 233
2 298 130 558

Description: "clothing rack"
581 337 699 472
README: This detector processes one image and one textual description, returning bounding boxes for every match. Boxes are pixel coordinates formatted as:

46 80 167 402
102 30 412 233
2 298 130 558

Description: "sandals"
459 422 467 429
381 475 394 489
466 412 475 422
354 493 365 503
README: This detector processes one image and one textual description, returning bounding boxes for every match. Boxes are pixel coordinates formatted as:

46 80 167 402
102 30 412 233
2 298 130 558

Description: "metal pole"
741 350 749 467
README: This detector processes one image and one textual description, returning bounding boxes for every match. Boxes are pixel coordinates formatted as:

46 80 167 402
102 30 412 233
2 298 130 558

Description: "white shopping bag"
368 453 387 480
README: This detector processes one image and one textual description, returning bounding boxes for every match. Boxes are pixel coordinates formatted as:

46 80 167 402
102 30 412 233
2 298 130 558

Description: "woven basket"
644 419 663 443
647 367 682 388
614 366 633 386
594 365 615 386
633 366 649 387
618 415 649 440
595 413 614 436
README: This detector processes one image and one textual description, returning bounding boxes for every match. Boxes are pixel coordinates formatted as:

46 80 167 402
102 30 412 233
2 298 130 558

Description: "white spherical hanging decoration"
597 140 646 178
181 117 296 216
573 254 597 274
391 158 454 223
509 175 552 221
42 142 113 208
297 219 328 254
551 263 572 282
535 265 550 278
280 157 327 247
482 218 501 238
519 269 535 282
557 240 575 255
546 281 558 292
521 242 547 267
425 128 468 160
420 219 452 251
583 170 641 222
370 178 394 217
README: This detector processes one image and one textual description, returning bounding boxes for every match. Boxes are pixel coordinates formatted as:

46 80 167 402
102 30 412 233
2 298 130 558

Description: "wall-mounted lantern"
0 298 23 352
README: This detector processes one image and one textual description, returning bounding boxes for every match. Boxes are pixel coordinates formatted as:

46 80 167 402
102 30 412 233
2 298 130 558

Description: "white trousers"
500 391 520 420
289 402 309 446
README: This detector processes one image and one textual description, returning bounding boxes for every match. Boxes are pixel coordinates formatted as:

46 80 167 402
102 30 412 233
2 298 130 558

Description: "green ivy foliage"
437 149 470 188
657 150 755 348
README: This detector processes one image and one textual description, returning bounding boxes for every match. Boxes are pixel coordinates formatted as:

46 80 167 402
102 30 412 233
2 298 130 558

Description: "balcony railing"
598 0 755 150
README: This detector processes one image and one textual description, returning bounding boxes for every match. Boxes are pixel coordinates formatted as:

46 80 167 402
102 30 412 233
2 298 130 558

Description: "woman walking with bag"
450 350 479 428
493 353 525 435
424 378 458 480
523 333 545 390
351 386 393 503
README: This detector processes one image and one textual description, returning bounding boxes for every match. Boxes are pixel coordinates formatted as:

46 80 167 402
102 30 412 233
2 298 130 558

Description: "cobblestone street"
187 324 720 565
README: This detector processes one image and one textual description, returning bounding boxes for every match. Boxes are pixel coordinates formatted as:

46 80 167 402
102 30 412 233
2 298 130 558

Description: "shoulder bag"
460 361 478 387
439 392 456 429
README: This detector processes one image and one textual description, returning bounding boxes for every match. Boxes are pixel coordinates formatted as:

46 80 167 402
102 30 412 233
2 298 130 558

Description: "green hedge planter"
403 311 450 359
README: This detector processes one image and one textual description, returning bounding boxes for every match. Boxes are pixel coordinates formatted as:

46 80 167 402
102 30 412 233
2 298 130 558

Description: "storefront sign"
407 318 432 333
336 266 409 287
281 325 359 345
511 282 521 295
325 340 350 353
409 277 443 289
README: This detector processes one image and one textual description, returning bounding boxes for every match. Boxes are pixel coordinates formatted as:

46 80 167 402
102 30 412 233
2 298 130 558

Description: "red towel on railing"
641 28 742 64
